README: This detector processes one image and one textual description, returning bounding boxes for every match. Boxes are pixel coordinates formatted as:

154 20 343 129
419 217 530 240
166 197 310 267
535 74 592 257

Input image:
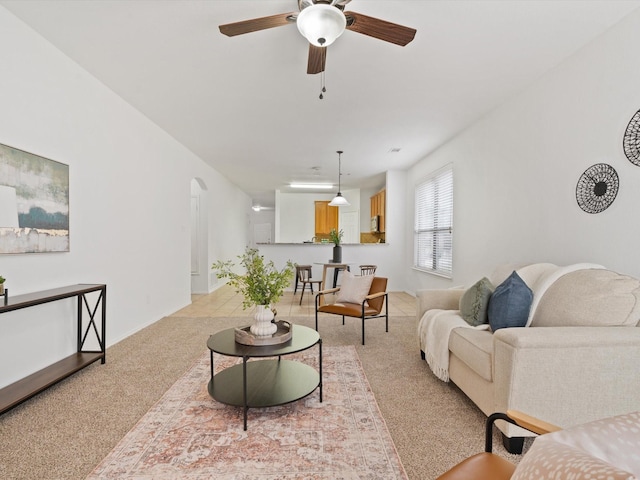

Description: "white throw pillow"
336 270 374 304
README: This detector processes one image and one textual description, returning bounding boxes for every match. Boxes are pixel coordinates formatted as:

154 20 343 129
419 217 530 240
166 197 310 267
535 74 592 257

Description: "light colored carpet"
86 346 407 479
0 314 524 479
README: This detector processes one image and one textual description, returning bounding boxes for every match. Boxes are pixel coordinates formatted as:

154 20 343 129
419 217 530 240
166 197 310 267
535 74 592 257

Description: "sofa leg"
502 434 524 454
420 350 425 360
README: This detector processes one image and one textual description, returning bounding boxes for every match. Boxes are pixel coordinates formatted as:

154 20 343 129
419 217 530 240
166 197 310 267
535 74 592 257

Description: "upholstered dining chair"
315 273 388 345
297 266 322 305
359 264 377 275
436 410 560 480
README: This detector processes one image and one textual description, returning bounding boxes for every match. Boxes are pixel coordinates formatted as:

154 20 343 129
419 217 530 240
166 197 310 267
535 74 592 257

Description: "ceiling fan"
219 0 416 74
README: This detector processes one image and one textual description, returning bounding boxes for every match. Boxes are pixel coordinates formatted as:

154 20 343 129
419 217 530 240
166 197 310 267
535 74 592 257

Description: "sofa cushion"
488 271 533 331
459 277 494 326
532 269 640 327
449 327 494 381
515 263 558 292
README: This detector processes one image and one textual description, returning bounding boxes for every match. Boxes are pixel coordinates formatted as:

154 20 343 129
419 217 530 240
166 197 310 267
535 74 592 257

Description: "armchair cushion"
512 411 640 479
335 270 374 304
488 271 533 331
512 440 635 480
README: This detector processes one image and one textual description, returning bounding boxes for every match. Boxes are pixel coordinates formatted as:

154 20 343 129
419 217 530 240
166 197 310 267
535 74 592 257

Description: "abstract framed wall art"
0 143 69 253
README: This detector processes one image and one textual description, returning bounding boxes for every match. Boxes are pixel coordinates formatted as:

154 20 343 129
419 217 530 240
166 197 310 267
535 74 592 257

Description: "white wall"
405 8 640 292
0 8 249 388
384 170 408 288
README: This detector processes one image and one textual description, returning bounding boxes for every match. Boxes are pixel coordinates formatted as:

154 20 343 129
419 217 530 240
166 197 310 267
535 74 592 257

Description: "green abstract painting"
0 143 69 253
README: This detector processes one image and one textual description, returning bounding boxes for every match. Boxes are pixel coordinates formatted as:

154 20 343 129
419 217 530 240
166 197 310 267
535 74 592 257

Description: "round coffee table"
207 324 322 430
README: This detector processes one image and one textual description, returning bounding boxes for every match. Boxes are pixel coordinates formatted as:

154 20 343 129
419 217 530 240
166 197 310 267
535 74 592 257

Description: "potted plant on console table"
212 247 294 337
0 276 5 296
329 228 344 263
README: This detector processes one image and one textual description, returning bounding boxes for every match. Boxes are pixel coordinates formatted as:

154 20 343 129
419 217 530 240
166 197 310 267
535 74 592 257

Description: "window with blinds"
414 165 453 277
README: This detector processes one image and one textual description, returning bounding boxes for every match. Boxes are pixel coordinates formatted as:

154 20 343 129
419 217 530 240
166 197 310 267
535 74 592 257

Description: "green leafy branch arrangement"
329 228 343 246
212 247 295 310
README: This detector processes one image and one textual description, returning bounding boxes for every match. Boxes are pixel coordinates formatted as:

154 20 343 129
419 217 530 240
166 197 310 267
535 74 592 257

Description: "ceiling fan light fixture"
296 4 346 47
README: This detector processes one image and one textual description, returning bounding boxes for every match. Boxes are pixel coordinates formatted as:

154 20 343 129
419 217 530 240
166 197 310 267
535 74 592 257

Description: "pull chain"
319 70 326 100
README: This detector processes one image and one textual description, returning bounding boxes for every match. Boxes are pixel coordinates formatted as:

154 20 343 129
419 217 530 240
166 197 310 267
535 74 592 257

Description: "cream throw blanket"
419 263 605 382
418 309 489 382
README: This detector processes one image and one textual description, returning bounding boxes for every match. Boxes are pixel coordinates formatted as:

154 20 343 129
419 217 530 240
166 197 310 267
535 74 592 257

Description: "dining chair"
359 264 377 275
294 264 312 293
297 267 322 305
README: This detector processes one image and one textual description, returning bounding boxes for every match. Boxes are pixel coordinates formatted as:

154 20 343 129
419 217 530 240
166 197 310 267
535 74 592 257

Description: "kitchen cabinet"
370 189 386 232
314 201 338 235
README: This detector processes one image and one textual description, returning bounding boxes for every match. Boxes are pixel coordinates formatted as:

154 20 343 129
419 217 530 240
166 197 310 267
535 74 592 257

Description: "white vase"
250 304 277 337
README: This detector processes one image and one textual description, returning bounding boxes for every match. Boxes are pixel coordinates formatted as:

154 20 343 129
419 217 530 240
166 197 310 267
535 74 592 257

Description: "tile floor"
171 284 416 319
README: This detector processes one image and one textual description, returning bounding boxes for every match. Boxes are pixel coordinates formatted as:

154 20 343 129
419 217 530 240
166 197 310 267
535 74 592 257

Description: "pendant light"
329 150 350 206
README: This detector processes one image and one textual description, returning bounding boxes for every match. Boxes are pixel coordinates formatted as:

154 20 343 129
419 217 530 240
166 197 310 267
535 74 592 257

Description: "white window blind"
414 165 453 277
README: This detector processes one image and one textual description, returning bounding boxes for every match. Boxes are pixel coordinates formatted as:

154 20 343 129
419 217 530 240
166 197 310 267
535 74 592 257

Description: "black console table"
0 284 107 415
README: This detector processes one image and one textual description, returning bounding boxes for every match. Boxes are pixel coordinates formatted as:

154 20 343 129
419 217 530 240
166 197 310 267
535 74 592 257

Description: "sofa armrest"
493 326 640 435
416 288 464 321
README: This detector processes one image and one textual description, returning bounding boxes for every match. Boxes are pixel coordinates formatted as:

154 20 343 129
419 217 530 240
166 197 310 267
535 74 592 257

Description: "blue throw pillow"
488 271 533 331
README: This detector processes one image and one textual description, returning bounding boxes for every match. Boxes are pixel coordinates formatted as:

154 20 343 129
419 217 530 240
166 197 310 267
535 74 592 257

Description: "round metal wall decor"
623 109 640 165
575 163 619 214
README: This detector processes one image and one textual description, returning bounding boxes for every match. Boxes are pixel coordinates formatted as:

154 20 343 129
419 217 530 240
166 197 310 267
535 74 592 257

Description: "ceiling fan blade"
307 45 327 74
345 11 416 46
219 12 296 37
335 0 352 9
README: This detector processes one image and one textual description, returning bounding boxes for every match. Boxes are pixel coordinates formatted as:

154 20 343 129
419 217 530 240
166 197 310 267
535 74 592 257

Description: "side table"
207 324 322 430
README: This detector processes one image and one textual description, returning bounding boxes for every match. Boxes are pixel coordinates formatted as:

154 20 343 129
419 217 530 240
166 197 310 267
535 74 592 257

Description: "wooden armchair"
315 276 388 345
436 410 560 480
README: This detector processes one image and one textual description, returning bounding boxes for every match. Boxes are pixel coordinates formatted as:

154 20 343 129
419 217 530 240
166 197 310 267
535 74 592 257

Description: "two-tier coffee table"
207 324 322 430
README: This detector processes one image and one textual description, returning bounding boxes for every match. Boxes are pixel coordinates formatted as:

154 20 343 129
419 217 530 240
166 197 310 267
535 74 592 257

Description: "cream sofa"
416 263 640 452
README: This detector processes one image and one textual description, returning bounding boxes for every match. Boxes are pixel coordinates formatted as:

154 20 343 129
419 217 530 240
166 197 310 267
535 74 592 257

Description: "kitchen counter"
257 242 385 245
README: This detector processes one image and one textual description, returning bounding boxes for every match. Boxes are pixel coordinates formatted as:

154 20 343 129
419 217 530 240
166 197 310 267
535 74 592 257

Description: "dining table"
314 262 353 290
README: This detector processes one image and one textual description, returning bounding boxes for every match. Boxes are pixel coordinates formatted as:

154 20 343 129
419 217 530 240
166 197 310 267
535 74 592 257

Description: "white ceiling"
2 0 639 208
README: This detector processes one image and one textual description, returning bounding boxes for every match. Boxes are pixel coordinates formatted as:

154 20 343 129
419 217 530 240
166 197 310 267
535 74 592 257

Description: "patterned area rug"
86 345 407 479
